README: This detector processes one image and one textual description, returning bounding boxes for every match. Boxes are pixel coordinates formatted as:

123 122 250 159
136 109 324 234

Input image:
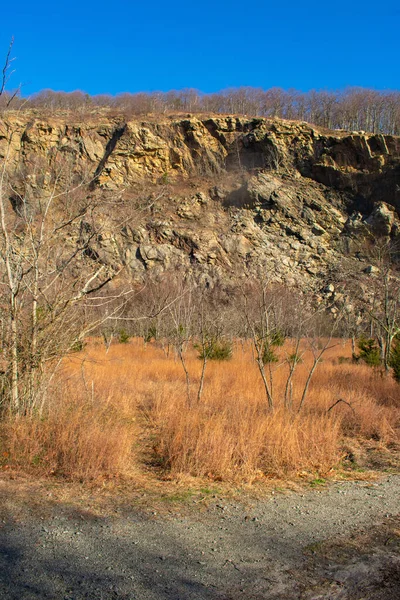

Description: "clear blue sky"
1 0 399 96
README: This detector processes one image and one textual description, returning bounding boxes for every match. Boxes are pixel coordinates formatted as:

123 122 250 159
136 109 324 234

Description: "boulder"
365 202 399 237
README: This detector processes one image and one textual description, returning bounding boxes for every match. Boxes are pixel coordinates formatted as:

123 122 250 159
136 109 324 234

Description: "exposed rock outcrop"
1 113 399 205
1 111 399 294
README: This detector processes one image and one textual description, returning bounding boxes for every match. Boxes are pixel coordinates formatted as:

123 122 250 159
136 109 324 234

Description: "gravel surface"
1 475 399 599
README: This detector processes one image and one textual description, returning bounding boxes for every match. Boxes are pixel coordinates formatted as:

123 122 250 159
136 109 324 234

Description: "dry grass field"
1 338 399 484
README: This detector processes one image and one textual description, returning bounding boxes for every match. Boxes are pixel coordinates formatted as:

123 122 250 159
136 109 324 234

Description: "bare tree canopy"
1 85 399 135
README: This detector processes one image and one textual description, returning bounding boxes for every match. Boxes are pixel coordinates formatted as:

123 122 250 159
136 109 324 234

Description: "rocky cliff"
1 111 399 298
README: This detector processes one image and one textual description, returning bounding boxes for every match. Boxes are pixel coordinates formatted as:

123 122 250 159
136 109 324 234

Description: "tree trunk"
10 303 19 413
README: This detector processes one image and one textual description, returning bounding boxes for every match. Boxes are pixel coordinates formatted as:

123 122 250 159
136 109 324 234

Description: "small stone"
364 265 379 274
323 284 335 293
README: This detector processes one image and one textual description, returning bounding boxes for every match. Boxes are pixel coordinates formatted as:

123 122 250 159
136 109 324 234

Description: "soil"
0 474 399 599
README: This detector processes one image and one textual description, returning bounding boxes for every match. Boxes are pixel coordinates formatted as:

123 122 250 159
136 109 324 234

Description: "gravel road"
1 475 399 599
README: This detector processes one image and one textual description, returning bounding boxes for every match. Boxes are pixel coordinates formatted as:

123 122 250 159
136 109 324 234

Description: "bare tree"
0 131 125 415
165 274 213 407
360 241 400 371
9 81 399 134
337 235 400 373
240 277 342 412
0 38 21 108
241 278 287 411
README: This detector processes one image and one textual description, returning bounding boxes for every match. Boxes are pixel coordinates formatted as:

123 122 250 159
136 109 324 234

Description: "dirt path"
0 475 399 599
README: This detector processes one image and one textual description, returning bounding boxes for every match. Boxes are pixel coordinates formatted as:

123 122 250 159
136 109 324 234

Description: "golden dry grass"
1 381 137 481
1 338 399 483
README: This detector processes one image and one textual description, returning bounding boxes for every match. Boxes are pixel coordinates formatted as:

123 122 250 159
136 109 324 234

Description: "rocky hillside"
1 111 399 298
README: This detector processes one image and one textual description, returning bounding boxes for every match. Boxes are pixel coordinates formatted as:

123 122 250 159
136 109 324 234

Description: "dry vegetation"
1 338 398 485
2 87 399 135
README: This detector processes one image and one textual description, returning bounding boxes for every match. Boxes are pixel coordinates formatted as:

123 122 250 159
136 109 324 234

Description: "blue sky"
1 0 399 96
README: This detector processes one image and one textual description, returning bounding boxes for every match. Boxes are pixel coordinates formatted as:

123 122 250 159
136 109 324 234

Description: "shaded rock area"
1 112 399 294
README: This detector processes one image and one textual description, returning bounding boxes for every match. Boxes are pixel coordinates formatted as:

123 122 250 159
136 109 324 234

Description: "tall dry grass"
1 338 399 482
1 362 138 480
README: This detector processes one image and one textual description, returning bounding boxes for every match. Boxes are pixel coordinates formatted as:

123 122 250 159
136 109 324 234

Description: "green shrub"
196 338 232 361
270 330 285 347
144 323 157 344
70 339 85 353
389 336 400 382
262 329 286 364
118 329 130 344
262 346 279 364
357 337 381 367
288 352 302 365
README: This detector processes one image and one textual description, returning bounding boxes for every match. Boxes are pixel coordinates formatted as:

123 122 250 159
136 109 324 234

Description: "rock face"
1 113 399 205
1 111 399 291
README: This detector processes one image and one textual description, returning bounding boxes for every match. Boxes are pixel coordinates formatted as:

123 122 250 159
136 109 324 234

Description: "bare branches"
14 85 400 135
0 37 22 107
342 237 400 372
327 398 356 415
1 38 15 97
0 127 129 414
239 276 345 413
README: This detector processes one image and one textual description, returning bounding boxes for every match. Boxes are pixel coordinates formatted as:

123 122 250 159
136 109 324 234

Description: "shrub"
118 329 130 344
288 352 302 365
144 322 157 344
70 339 85 353
270 330 285 347
196 338 233 361
262 329 286 364
262 346 279 364
390 336 400 382
357 337 381 367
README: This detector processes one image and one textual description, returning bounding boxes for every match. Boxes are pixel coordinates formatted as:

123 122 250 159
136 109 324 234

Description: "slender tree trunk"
10 300 19 413
298 358 320 413
284 339 301 410
298 343 337 413
351 335 356 359
178 346 191 406
256 357 274 411
197 355 207 403
284 364 296 410
29 265 39 408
